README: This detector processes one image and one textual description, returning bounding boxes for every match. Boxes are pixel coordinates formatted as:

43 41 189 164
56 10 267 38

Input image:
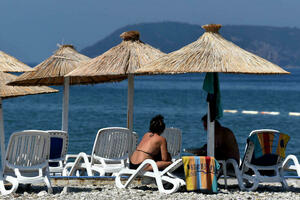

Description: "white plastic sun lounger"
115 159 185 194
161 128 182 161
3 130 52 193
47 130 68 176
63 127 132 176
282 155 300 176
0 171 18 195
225 129 289 191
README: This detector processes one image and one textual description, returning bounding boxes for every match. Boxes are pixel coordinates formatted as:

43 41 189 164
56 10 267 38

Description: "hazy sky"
0 0 299 63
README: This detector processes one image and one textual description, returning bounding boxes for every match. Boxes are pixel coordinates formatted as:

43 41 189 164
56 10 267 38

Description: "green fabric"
202 72 223 120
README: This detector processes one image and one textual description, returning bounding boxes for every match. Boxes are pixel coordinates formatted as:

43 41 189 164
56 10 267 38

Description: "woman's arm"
160 137 171 161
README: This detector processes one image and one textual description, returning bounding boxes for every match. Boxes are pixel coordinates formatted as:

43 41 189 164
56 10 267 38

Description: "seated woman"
130 115 172 171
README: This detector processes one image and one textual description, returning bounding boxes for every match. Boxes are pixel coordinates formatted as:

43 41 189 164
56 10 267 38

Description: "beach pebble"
2 180 300 200
37 190 47 197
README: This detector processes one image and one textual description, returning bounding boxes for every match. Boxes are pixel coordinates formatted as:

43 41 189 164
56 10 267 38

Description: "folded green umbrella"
203 72 223 121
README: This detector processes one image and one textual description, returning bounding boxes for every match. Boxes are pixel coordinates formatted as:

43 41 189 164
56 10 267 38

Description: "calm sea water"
3 67 300 162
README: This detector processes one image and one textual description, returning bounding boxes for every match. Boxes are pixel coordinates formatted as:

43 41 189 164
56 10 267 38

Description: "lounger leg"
160 176 180 194
242 174 259 191
124 165 149 188
62 166 70 176
283 155 300 176
223 166 227 189
218 160 227 189
116 159 183 194
280 167 289 190
44 175 53 193
281 178 288 190
225 159 245 190
116 166 147 189
147 160 181 194
0 176 18 195
69 153 93 176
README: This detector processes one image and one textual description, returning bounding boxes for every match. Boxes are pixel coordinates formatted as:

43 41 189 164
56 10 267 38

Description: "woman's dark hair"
201 114 208 122
149 114 165 134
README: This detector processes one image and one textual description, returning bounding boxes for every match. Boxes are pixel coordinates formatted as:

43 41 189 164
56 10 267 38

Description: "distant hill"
81 22 300 67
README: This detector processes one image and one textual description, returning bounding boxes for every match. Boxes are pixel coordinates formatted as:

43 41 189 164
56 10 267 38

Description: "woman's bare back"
130 132 162 164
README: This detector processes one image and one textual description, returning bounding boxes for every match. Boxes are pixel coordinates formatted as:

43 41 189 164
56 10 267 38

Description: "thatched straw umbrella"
0 51 33 72
8 45 91 132
66 31 166 131
136 24 289 157
0 71 58 167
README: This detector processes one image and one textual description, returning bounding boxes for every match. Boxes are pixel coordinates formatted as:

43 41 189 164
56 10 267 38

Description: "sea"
2 67 300 165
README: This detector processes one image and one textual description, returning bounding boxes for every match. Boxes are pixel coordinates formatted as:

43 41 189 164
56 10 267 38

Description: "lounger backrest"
241 129 290 173
129 132 138 157
92 127 131 160
5 130 50 169
47 130 68 160
161 127 182 159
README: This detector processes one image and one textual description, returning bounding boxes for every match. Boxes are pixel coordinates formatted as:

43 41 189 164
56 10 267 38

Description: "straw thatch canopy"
66 31 166 84
8 45 91 86
0 71 58 99
136 24 289 75
0 51 33 72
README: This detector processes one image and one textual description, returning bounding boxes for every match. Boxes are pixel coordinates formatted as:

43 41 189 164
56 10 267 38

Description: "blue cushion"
50 137 63 159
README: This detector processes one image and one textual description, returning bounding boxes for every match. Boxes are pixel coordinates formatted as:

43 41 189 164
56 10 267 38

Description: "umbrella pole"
62 77 70 132
0 98 5 169
127 74 134 132
207 103 215 157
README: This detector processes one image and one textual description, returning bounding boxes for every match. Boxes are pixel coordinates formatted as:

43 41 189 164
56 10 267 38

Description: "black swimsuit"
136 149 156 157
129 161 141 169
129 149 159 169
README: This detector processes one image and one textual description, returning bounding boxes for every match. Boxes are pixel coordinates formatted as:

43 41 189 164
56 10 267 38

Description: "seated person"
189 114 240 163
130 115 172 171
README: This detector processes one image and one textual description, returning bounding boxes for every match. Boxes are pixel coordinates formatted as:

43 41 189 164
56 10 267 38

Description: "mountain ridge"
81 22 300 67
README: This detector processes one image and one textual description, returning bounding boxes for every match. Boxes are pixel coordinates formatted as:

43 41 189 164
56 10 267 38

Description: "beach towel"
249 132 290 159
182 156 219 193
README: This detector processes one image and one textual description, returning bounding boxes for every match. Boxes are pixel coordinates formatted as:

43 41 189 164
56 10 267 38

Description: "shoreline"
2 177 300 200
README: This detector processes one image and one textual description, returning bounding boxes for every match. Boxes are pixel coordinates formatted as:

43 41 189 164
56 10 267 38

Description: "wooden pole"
207 103 215 157
62 77 70 132
127 74 134 132
0 98 5 169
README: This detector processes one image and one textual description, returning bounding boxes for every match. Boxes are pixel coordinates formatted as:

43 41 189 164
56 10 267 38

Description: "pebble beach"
2 178 300 200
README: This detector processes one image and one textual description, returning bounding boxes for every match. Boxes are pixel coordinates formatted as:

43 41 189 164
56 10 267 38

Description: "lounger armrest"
96 157 126 168
245 162 282 171
161 159 183 176
49 159 64 162
5 162 49 172
67 152 93 176
243 161 282 181
116 159 183 194
0 175 18 195
283 155 300 174
65 154 91 163
225 159 248 190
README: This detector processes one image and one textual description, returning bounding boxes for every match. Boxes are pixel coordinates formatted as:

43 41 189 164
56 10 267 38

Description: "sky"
0 0 299 63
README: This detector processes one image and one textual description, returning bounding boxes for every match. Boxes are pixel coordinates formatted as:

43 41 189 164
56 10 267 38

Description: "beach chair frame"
115 158 185 194
282 154 300 176
3 130 52 193
47 130 68 176
161 127 182 161
64 127 132 176
225 129 289 191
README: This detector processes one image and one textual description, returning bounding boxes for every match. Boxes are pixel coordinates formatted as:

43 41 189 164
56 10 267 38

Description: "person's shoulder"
223 126 233 132
156 134 167 143
146 132 165 141
221 126 234 135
